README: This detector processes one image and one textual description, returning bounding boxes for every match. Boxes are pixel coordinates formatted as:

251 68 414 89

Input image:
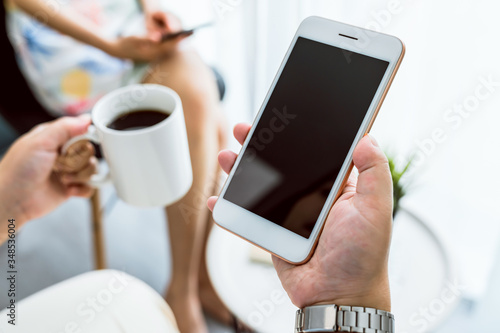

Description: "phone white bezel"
213 16 405 264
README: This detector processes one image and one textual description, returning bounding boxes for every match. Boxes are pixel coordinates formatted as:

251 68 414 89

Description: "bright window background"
207 0 500 331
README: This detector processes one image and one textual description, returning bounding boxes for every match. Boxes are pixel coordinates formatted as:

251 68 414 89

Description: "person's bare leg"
198 213 234 324
143 48 223 333
197 171 254 332
197 121 234 324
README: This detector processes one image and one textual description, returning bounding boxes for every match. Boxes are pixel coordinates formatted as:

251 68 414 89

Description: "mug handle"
61 125 111 187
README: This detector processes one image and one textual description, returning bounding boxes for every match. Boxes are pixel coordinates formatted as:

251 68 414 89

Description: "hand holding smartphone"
160 22 213 42
212 16 405 264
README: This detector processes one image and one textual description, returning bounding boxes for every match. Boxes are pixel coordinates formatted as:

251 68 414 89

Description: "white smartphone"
213 16 405 264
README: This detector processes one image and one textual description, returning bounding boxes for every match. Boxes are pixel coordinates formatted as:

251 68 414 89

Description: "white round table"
206 207 459 332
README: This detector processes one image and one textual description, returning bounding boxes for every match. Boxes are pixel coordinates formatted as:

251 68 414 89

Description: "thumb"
352 135 393 215
35 115 92 152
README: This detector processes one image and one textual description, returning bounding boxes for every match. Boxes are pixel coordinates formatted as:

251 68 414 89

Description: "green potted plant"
386 154 412 217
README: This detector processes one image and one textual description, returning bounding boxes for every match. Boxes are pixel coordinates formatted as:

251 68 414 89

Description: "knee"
147 49 222 135
152 49 219 106
175 75 221 136
183 103 220 143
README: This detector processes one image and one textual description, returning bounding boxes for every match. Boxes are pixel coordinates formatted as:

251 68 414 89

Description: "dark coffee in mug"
108 110 169 131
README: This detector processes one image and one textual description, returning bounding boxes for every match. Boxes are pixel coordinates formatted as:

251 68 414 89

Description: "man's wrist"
309 294 391 312
304 276 391 312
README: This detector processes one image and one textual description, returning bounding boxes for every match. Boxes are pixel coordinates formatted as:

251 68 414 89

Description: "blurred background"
1 0 499 332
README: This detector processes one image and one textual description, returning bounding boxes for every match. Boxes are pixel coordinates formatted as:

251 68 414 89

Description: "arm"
10 0 184 61
0 116 96 245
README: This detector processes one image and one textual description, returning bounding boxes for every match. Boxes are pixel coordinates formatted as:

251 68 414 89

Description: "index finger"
30 115 91 151
207 196 217 211
233 123 251 145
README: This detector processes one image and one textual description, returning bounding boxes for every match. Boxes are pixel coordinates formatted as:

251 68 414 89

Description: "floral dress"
6 0 148 116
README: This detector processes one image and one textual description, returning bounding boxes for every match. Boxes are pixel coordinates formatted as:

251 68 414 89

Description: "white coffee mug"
63 84 192 207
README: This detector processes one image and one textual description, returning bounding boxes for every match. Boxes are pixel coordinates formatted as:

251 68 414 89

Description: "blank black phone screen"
224 37 389 239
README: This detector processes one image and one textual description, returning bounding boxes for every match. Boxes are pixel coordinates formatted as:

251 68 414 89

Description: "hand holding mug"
63 84 193 207
0 116 96 227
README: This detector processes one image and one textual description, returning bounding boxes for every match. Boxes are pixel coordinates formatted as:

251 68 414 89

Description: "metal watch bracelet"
295 304 395 333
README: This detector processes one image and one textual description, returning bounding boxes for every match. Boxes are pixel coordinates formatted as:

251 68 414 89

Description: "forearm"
0 218 17 246
11 0 110 52
0 181 26 246
139 0 161 13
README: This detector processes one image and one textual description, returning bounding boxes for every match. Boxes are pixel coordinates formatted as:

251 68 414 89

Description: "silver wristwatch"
295 304 395 333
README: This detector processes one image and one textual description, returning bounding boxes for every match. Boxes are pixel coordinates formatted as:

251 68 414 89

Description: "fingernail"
78 114 92 122
367 134 380 147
